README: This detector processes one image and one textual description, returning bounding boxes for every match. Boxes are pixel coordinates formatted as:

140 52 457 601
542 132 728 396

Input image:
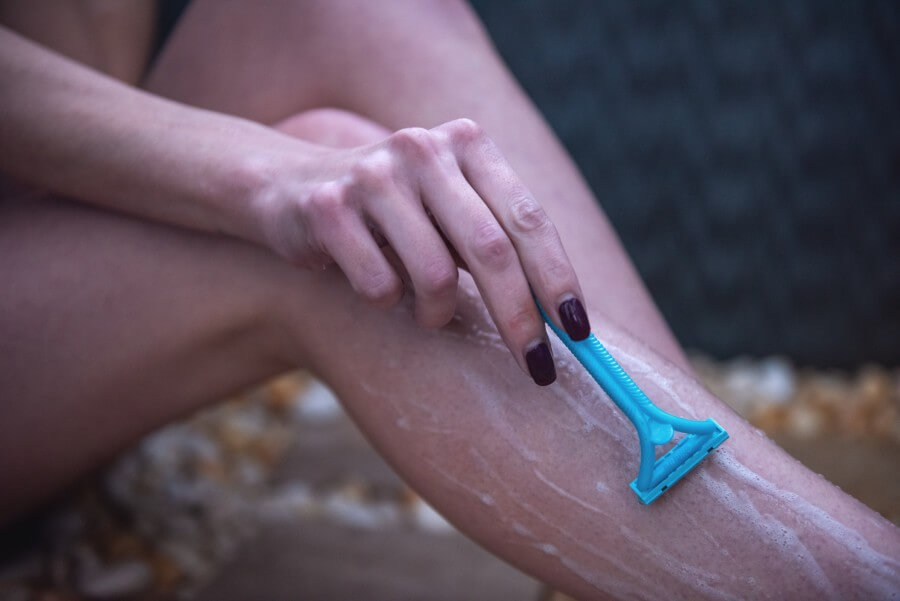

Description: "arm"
0 25 307 242
0 26 592 384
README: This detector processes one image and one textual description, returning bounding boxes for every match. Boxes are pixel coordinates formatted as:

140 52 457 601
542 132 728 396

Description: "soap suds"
714 450 900 590
362 379 454 435
459 370 541 462
533 468 611 519
511 521 533 537
469 448 659 599
619 523 739 601
356 287 900 599
426 459 497 508
699 471 838 597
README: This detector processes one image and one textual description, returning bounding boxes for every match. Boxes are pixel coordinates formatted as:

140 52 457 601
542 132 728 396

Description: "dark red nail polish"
525 342 556 386
559 297 590 341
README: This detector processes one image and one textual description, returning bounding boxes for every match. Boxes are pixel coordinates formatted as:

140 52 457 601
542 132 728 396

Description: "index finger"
435 119 591 343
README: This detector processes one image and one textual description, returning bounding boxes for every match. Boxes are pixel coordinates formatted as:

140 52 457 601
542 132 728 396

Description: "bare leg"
0 109 387 521
2 2 897 599
134 3 894 597
5 183 897 599
145 0 690 372
280 258 900 600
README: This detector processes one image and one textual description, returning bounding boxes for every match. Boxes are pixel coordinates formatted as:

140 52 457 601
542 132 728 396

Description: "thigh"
0 107 391 523
145 0 690 371
143 0 331 123
0 190 288 520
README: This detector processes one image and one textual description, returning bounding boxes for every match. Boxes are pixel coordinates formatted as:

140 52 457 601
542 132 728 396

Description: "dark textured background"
471 0 900 366
155 0 900 366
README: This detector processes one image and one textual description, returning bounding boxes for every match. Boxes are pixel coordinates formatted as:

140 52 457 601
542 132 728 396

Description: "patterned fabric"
472 0 900 366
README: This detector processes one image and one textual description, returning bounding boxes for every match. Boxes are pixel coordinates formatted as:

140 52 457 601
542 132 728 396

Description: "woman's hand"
252 118 591 385
0 29 587 384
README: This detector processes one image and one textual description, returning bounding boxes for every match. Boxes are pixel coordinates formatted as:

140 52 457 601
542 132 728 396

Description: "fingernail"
559 297 590 341
525 341 556 386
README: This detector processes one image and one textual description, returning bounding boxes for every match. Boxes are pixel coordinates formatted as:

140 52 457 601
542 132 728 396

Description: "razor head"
630 420 729 505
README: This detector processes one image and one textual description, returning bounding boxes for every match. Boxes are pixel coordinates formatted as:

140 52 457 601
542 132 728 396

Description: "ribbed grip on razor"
537 303 661 435
536 299 729 504
582 335 655 410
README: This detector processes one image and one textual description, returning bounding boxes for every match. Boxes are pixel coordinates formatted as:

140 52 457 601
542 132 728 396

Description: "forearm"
0 26 310 241
288 270 900 600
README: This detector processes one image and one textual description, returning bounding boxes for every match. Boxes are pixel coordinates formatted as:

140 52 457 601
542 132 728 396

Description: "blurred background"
473 0 900 367
1 1 898 600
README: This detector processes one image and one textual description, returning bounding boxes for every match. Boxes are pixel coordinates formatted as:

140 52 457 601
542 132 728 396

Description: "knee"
274 108 391 148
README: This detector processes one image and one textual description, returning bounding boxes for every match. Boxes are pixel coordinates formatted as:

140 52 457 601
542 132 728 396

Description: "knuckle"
388 127 439 161
350 151 396 189
468 220 515 270
504 304 538 341
416 300 457 329
418 260 459 297
304 183 351 225
446 117 484 145
542 254 574 284
358 270 403 307
509 194 551 235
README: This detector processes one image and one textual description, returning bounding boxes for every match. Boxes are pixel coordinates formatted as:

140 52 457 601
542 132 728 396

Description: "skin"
0 23 583 386
0 0 155 85
0 1 897 599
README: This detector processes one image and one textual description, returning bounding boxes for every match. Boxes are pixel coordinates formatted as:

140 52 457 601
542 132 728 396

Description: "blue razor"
538 303 729 504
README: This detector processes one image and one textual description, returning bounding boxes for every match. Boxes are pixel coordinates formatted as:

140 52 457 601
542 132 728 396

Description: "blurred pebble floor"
0 357 897 601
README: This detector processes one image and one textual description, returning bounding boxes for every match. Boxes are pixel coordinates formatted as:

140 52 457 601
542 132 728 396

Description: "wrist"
207 122 315 249
214 143 279 245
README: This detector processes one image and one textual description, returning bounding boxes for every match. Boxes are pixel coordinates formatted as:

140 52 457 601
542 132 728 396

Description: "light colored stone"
786 404 825 439
411 498 455 534
322 493 401 530
294 379 344 423
78 560 152 599
755 357 795 404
